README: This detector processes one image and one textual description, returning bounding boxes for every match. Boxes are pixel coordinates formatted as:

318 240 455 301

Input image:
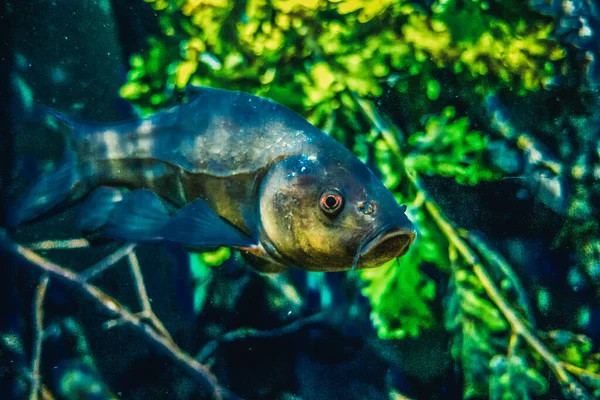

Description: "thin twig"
25 239 90 251
39 385 55 400
0 231 225 400
79 242 137 281
197 312 329 363
459 230 535 324
30 274 49 400
127 251 172 342
563 362 600 381
0 334 56 399
507 332 520 358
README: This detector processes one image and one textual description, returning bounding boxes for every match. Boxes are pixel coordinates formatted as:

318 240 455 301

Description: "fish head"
258 153 416 271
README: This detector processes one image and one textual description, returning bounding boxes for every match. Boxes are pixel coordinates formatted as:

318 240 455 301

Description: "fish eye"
320 190 344 216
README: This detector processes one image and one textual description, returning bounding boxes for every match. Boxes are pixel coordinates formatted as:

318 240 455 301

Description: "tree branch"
423 199 575 385
196 311 329 363
25 239 90 251
79 242 137 281
485 94 568 214
127 251 172 342
0 230 226 400
459 230 535 324
29 274 49 400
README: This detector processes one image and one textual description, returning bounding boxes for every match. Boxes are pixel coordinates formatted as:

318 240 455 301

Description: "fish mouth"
354 226 416 269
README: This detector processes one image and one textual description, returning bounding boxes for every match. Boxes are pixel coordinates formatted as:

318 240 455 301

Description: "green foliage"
545 331 600 375
441 234 560 399
58 367 116 400
359 197 448 339
489 355 548 400
190 248 231 313
123 0 564 114
405 106 501 185
444 260 552 399
445 261 508 397
360 238 438 339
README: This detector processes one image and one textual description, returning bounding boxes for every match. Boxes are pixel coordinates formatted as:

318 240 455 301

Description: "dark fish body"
73 89 339 235
10 87 416 272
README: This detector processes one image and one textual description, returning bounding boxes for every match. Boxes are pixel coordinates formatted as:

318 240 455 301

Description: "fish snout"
358 222 416 269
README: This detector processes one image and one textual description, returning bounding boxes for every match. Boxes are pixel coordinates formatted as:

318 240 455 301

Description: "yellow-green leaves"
489 355 548 400
122 0 565 115
119 81 149 100
360 251 437 339
426 79 441 100
302 62 343 107
175 60 198 89
360 203 451 339
334 0 396 23
311 63 336 90
190 248 231 313
405 106 501 185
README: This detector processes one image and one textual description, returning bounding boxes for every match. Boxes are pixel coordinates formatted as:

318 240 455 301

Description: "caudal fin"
38 106 89 143
6 160 81 227
6 107 85 228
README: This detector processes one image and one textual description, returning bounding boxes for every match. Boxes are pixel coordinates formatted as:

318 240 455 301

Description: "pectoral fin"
160 199 255 249
105 189 170 242
77 186 124 231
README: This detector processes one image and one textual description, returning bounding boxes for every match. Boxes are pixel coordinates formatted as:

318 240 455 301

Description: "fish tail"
6 107 87 227
37 106 88 145
6 156 82 227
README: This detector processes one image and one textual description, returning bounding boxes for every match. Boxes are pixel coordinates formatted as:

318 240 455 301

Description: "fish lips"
359 226 416 267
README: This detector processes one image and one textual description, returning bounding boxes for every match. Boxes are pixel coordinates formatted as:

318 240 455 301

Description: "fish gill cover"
2 0 600 399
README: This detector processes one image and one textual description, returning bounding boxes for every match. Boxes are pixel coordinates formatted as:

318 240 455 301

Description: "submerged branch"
563 362 600 382
79 242 137 281
127 251 173 342
25 239 90 251
0 230 225 400
459 230 535 324
29 274 49 400
196 311 330 363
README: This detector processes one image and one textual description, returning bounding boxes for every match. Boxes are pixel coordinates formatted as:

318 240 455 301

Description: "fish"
7 87 416 273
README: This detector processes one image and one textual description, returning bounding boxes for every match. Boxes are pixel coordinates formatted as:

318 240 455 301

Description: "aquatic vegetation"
405 106 500 185
122 0 565 115
190 248 231 312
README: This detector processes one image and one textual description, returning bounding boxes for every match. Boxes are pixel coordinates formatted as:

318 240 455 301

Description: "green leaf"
360 207 448 339
426 79 441 100
405 107 501 185
489 355 548 400
189 248 231 313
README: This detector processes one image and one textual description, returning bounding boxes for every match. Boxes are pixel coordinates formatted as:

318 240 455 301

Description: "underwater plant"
3 0 600 398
